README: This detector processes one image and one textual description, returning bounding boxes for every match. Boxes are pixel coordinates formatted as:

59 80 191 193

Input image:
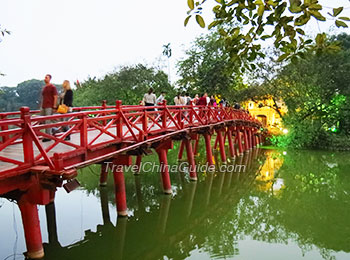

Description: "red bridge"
0 101 262 259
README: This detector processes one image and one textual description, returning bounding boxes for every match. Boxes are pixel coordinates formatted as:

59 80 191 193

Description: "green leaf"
335 20 348 28
309 10 326 21
296 28 305 35
196 15 205 28
295 14 310 26
304 39 313 44
261 35 272 40
219 28 228 36
277 53 289 62
208 20 219 29
258 4 265 16
184 16 191 26
315 33 327 47
333 7 343 17
188 0 195 10
309 4 322 10
339 17 350 21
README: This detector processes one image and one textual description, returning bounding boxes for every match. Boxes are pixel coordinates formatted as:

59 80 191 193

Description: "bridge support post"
216 129 226 163
227 128 236 159
236 127 243 156
184 139 197 181
100 163 109 187
203 133 214 166
112 158 128 217
248 128 253 150
243 128 250 153
18 201 44 259
156 148 172 194
178 140 185 161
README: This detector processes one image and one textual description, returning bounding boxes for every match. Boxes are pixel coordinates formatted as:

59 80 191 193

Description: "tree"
0 79 62 112
177 30 242 99
16 79 44 109
74 64 176 107
245 33 350 148
185 0 350 71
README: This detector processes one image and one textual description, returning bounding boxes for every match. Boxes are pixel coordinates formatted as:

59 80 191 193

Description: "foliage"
177 30 243 98
185 0 350 71
0 79 63 112
254 33 350 149
74 64 175 106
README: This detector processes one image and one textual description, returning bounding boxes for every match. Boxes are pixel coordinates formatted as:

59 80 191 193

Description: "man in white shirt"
156 92 166 105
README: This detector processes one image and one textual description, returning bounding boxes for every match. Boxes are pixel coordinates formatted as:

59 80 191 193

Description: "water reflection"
1 148 350 260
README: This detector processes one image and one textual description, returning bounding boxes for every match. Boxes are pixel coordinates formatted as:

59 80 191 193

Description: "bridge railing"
0 101 261 178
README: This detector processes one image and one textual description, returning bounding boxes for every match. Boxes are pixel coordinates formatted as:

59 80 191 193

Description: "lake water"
0 143 349 260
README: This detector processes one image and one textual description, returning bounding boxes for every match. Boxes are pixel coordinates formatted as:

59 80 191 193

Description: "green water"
0 144 350 260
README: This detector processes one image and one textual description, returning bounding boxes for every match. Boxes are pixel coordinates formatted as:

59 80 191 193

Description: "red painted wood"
18 201 44 259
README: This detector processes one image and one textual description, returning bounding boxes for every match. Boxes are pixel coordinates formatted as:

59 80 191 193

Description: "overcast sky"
0 0 349 87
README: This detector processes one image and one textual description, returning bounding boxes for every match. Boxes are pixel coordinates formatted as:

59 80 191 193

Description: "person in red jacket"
196 93 208 106
40 74 58 142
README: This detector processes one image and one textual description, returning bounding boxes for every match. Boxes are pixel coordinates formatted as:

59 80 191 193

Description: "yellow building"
243 97 288 135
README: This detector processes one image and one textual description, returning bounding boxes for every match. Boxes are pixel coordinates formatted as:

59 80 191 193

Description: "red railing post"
142 105 148 139
116 100 123 139
101 100 107 126
20 107 34 164
79 114 88 148
177 108 183 128
0 114 9 143
189 102 194 125
162 100 167 129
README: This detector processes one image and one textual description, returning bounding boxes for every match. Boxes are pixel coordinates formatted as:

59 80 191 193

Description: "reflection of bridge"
42 150 263 260
0 102 262 259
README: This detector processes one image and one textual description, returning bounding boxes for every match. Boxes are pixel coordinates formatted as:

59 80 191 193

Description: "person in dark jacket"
60 80 73 140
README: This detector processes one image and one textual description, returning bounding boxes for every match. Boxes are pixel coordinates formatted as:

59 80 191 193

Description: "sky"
0 0 349 87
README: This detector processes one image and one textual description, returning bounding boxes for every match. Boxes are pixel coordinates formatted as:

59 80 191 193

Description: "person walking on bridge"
156 91 166 105
40 74 58 142
143 88 156 111
174 92 186 106
59 80 73 140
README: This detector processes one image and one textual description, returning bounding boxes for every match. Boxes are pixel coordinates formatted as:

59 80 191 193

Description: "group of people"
40 81 243 142
40 74 73 142
142 89 232 109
